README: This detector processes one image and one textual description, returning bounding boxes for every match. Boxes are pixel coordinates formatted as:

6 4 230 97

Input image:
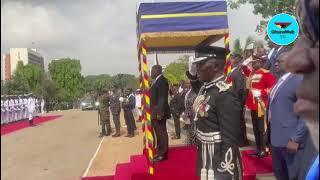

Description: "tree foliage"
3 61 46 95
84 74 112 93
48 58 84 102
111 74 138 92
83 73 138 95
228 0 296 39
163 55 189 85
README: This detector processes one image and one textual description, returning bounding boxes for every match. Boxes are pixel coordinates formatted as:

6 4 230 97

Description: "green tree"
84 74 112 93
163 55 189 85
6 61 46 95
48 58 84 102
111 74 137 92
228 0 295 39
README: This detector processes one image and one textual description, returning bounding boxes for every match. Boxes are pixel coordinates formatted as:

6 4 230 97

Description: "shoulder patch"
215 81 232 93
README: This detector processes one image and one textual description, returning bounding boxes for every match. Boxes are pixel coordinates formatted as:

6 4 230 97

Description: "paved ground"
1 109 275 180
1 109 103 180
84 113 186 177
1 109 186 180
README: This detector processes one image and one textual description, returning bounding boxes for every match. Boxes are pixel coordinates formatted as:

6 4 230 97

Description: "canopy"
137 0 229 52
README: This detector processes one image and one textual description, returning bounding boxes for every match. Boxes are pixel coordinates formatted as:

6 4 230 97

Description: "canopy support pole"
140 43 154 175
224 33 231 76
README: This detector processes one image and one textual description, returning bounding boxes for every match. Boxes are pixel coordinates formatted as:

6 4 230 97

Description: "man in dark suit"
122 88 136 138
150 65 170 162
226 55 248 146
268 53 308 179
264 41 288 76
284 0 319 179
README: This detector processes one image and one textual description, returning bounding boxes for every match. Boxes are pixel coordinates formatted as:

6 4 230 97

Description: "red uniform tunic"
242 66 276 111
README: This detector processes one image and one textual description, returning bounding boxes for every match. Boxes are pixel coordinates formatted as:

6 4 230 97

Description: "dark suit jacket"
123 94 135 111
265 46 288 74
228 66 247 106
268 74 308 148
150 75 170 120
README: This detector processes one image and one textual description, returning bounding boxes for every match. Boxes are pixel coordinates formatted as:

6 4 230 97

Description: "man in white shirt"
135 89 142 122
27 94 36 126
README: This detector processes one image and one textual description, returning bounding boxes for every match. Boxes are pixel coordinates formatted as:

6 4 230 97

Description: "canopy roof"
137 0 229 52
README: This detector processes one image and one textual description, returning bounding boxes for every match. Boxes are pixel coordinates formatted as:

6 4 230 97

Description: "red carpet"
241 149 273 174
82 146 273 180
1 115 62 136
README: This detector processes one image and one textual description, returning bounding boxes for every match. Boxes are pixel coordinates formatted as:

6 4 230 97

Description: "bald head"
151 65 162 79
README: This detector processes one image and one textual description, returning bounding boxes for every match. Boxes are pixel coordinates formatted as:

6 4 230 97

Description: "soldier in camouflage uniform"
98 90 111 137
110 87 121 137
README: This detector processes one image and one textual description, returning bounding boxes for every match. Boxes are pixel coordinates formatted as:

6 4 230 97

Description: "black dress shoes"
125 134 134 138
153 155 168 163
171 136 181 140
250 151 259 157
257 151 268 158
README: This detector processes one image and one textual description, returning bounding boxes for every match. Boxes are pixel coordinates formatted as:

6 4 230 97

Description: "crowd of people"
96 87 141 138
1 94 45 126
148 0 319 179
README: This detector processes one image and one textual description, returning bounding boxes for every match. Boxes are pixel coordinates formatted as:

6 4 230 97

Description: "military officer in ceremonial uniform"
110 87 121 137
241 56 276 158
190 46 243 180
98 89 111 137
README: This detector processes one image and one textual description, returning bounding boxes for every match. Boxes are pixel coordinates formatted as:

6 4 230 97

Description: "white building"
9 48 44 75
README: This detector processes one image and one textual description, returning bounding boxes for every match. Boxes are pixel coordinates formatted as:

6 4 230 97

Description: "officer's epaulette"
205 81 231 93
260 68 270 73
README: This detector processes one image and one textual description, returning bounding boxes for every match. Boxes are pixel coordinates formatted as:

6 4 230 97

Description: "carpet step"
82 175 114 180
130 155 148 175
114 163 131 180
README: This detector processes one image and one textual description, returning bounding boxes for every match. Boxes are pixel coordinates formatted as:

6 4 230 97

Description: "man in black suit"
226 55 248 147
122 88 136 138
284 0 319 179
264 41 288 77
150 65 171 162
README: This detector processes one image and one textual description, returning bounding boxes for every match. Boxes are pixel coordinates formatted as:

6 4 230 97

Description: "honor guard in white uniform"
27 94 36 126
4 97 10 124
9 96 15 123
35 97 40 116
14 96 20 121
1 98 5 125
41 98 45 114
23 95 28 119
18 96 24 120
